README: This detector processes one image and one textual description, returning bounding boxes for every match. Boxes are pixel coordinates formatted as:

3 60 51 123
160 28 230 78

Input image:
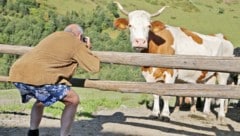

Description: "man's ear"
151 21 166 33
114 18 129 30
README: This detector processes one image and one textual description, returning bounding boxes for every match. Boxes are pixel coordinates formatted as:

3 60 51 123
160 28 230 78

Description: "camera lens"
83 37 87 43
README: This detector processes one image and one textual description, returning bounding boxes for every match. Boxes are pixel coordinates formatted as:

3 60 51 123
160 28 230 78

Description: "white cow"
114 1 234 122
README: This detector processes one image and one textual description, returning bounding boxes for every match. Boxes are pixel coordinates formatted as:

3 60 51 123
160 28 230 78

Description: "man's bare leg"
60 89 80 136
28 101 44 136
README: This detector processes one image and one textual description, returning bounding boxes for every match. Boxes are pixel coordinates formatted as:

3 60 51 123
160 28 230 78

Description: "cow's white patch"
128 11 151 49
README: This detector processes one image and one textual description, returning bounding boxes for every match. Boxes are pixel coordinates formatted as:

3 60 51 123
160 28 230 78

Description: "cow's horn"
151 6 169 17
114 1 129 15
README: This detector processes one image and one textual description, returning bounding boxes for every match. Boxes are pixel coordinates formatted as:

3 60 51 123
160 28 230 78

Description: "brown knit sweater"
8 31 100 86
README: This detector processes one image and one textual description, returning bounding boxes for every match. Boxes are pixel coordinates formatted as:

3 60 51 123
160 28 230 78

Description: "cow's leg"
236 75 240 107
190 97 197 112
217 99 227 123
203 76 217 115
159 96 170 122
151 94 160 118
174 96 182 112
216 72 230 123
159 71 176 122
229 83 239 107
203 98 212 114
224 99 228 114
142 71 161 119
237 74 240 85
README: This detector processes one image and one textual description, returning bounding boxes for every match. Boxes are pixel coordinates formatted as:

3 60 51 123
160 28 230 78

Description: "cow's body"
114 2 234 122
227 47 240 107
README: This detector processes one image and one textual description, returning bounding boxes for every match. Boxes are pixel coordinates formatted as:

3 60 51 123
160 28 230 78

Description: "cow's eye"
128 24 132 28
148 25 151 28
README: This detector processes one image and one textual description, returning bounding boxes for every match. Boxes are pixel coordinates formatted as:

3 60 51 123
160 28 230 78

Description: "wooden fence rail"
1 44 240 73
0 76 240 99
1 44 240 99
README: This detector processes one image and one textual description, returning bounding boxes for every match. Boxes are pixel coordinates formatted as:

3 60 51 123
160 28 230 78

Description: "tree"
0 0 7 7
107 2 120 18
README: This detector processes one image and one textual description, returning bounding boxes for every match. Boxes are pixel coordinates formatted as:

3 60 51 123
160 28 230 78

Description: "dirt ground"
0 104 240 136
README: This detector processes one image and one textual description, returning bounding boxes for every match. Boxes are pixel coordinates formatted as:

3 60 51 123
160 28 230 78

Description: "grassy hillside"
46 0 240 46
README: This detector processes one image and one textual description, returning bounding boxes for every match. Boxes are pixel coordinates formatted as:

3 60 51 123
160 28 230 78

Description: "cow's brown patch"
148 21 167 46
141 66 152 73
196 72 217 83
151 21 166 33
148 31 165 46
149 21 175 54
148 28 175 55
197 71 208 83
222 35 227 40
209 34 228 40
141 67 173 81
181 28 203 44
153 68 174 81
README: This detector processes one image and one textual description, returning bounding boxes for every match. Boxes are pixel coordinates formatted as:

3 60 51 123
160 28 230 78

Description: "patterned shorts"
13 82 70 106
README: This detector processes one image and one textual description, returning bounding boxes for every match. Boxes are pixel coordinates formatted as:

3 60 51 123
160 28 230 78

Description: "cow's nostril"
135 39 146 44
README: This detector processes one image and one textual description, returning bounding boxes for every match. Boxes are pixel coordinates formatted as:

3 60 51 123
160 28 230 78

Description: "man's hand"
84 37 92 49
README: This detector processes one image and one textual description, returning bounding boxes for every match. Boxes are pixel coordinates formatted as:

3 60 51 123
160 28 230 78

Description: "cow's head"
114 1 168 52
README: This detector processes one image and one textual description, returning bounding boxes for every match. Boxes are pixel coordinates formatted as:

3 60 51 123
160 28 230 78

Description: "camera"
82 37 88 43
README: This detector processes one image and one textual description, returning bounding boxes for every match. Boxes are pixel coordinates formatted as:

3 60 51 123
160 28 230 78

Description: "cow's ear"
114 18 129 30
151 21 166 33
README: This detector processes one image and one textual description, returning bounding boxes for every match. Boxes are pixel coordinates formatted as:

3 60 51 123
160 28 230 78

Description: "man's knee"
71 93 80 106
63 90 80 106
34 101 44 108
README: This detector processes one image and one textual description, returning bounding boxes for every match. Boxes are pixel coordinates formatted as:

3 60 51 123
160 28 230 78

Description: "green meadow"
0 88 152 118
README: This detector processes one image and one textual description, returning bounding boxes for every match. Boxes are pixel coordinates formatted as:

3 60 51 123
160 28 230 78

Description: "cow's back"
146 25 234 83
164 26 234 57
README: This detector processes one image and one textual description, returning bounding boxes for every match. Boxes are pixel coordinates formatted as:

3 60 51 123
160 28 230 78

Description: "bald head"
64 24 92 49
64 24 84 36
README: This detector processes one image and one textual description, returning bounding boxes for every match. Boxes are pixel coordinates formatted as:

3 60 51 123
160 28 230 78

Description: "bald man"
9 24 100 136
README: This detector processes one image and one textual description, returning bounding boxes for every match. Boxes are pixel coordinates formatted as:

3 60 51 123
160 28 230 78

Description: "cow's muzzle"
133 47 146 52
132 38 148 51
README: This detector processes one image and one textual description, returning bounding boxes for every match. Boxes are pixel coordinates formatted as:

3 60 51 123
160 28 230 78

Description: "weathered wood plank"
1 76 240 99
83 79 240 99
0 76 8 82
0 44 32 55
1 44 240 73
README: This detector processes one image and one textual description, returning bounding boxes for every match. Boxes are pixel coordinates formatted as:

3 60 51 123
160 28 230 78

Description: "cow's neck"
144 29 175 55
148 31 165 46
141 31 165 53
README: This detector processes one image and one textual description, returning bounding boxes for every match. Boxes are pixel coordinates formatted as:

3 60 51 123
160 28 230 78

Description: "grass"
0 89 33 112
0 88 153 118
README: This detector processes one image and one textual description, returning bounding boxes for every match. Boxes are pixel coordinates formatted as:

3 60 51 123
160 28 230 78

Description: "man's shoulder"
39 31 75 45
49 31 72 37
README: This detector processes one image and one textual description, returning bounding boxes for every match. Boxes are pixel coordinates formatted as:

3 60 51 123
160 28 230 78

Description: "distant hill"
47 0 240 46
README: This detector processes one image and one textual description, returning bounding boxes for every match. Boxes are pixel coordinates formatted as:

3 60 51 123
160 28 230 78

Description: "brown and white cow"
114 1 234 122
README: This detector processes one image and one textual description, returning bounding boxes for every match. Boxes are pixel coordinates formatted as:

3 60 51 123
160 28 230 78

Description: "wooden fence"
1 44 240 99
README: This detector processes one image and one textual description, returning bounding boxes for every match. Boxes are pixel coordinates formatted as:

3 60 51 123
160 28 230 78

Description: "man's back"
9 31 99 86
